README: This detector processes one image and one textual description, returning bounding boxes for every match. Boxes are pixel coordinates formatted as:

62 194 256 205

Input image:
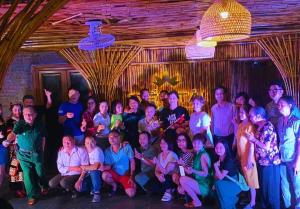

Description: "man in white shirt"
49 136 89 198
211 85 235 149
74 136 104 203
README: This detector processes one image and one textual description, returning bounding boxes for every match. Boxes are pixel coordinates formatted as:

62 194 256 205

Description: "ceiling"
3 0 300 50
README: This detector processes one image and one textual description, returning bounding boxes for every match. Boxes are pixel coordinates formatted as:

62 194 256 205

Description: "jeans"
135 172 151 191
280 162 300 209
81 170 102 193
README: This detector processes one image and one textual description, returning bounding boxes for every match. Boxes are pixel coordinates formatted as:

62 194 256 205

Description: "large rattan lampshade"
199 0 251 42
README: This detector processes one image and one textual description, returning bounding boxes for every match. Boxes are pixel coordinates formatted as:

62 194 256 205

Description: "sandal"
184 201 202 208
27 198 37 205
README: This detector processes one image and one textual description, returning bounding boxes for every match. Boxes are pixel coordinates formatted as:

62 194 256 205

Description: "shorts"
107 169 134 190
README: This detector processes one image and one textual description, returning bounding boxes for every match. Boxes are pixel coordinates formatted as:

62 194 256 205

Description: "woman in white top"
189 96 213 147
75 136 104 203
93 100 111 150
155 138 178 202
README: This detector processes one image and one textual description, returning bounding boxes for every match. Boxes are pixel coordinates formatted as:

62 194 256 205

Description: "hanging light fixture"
199 0 251 42
196 29 217 47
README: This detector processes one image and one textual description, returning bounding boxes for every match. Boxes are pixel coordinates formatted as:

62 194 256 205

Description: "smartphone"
179 165 185 176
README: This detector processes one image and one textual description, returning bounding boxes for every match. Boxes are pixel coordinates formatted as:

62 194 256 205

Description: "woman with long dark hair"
214 140 241 209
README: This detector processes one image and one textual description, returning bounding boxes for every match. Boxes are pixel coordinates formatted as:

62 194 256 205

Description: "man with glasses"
266 80 300 129
265 80 285 129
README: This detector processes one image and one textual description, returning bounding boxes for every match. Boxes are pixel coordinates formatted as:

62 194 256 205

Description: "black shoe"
71 191 78 199
108 189 116 197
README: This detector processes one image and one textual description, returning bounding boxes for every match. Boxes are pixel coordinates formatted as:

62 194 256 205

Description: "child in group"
93 100 111 150
110 100 124 131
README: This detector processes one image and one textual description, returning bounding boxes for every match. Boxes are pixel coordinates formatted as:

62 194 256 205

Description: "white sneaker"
161 192 172 202
92 193 101 203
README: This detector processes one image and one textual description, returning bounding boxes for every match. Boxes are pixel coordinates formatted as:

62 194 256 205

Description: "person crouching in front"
74 136 104 203
101 130 136 197
48 136 89 198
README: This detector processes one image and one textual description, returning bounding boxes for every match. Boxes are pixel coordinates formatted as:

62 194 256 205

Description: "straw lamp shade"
196 30 217 47
199 0 251 42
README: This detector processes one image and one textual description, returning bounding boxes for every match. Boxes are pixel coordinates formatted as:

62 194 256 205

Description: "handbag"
226 173 249 191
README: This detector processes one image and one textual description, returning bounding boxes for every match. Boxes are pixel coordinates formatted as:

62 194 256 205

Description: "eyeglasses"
268 88 283 92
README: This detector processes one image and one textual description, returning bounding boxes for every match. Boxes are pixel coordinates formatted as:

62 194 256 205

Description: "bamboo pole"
60 45 142 102
0 0 69 89
257 34 300 106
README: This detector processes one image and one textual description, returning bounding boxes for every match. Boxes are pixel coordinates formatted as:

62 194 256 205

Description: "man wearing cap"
7 106 48 205
58 88 84 145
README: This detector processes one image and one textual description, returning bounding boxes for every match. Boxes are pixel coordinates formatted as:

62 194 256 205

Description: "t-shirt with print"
159 106 190 129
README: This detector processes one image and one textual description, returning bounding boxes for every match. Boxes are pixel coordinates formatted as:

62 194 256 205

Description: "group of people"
0 80 299 209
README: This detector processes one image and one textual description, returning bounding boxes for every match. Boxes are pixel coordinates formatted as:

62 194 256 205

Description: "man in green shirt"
8 106 48 205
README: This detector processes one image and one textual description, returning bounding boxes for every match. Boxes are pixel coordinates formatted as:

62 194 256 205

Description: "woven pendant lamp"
199 0 251 42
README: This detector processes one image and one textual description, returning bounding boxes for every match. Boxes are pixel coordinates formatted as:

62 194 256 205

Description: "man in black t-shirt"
159 91 189 134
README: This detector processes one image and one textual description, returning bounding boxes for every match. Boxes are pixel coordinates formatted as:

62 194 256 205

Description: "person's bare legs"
125 184 136 198
180 176 202 206
250 188 256 207
102 171 117 191
172 173 180 185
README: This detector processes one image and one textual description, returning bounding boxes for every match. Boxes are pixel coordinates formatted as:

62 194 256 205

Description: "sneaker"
92 193 101 203
108 189 116 197
90 191 94 196
161 192 172 202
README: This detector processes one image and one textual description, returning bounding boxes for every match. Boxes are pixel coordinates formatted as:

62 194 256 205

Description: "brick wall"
0 51 67 118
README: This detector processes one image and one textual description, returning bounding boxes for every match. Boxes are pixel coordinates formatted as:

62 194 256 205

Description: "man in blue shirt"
58 88 84 145
277 96 300 209
101 130 136 198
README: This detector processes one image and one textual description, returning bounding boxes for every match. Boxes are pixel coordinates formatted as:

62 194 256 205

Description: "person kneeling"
74 136 104 202
101 130 136 197
49 136 89 198
179 134 212 208
134 132 158 192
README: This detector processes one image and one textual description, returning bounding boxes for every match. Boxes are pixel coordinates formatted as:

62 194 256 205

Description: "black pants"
145 175 175 194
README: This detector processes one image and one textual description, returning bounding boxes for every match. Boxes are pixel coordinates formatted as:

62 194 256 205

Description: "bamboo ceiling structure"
0 0 300 104
60 45 142 101
0 0 69 88
4 0 298 50
257 34 300 106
